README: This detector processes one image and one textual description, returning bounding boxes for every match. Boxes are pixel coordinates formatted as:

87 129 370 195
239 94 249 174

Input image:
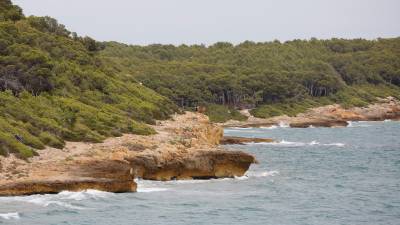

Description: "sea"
1 120 399 225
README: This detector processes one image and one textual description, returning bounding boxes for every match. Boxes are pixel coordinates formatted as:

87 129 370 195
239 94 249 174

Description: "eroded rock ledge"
0 179 136 196
0 112 256 196
127 150 256 181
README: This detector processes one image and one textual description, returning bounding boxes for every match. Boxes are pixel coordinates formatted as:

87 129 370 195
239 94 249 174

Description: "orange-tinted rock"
127 150 256 181
0 178 136 196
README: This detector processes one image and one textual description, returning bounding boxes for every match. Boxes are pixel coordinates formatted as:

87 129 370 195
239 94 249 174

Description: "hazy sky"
13 0 400 45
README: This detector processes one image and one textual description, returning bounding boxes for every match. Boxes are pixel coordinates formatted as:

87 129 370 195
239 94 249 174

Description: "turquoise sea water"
1 121 400 225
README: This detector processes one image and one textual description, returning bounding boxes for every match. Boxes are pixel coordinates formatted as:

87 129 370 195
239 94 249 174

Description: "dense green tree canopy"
100 38 400 110
0 0 176 158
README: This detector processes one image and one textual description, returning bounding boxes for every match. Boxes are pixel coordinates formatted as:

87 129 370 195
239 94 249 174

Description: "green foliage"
205 104 247 123
38 132 65 149
101 38 400 120
100 38 400 111
0 4 177 158
0 0 24 22
251 99 323 118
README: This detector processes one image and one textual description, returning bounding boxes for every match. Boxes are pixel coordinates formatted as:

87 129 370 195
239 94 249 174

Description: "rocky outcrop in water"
0 159 136 196
127 150 256 180
0 112 256 196
0 179 136 196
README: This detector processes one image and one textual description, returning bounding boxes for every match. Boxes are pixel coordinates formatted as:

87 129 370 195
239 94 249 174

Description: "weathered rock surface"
127 150 256 180
0 159 136 196
223 97 400 128
0 112 256 196
220 136 274 145
0 178 136 196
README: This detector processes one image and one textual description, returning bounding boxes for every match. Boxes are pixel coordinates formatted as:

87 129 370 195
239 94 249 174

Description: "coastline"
0 112 256 196
222 97 400 128
1 97 399 196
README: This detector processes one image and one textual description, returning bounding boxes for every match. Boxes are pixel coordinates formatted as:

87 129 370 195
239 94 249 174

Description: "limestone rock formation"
0 112 256 196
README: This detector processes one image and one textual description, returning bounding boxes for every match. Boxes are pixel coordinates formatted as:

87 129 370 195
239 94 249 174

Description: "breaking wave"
0 189 114 210
135 171 279 192
137 187 169 193
260 125 278 129
347 121 372 127
249 140 345 147
278 121 289 128
0 212 20 220
246 170 279 177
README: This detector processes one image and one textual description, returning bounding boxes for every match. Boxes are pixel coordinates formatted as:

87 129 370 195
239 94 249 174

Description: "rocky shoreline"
0 112 256 196
222 97 400 128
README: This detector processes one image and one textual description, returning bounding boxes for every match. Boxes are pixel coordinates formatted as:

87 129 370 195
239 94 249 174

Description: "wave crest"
0 189 114 210
0 212 20 220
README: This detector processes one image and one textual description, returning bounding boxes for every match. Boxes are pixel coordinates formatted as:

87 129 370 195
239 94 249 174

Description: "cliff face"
0 112 256 196
223 97 400 128
125 112 255 181
128 150 255 181
0 159 136 196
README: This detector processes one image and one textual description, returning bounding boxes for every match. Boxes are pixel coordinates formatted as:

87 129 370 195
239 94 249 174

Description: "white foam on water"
233 176 249 180
278 121 289 128
25 198 84 210
384 119 392 122
58 189 114 201
347 121 372 127
323 143 346 147
0 189 115 210
347 121 353 127
260 125 278 129
0 212 20 220
246 170 279 178
137 187 169 193
251 140 306 147
248 140 345 147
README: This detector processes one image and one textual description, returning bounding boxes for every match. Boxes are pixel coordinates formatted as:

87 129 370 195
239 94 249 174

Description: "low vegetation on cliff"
0 0 177 158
